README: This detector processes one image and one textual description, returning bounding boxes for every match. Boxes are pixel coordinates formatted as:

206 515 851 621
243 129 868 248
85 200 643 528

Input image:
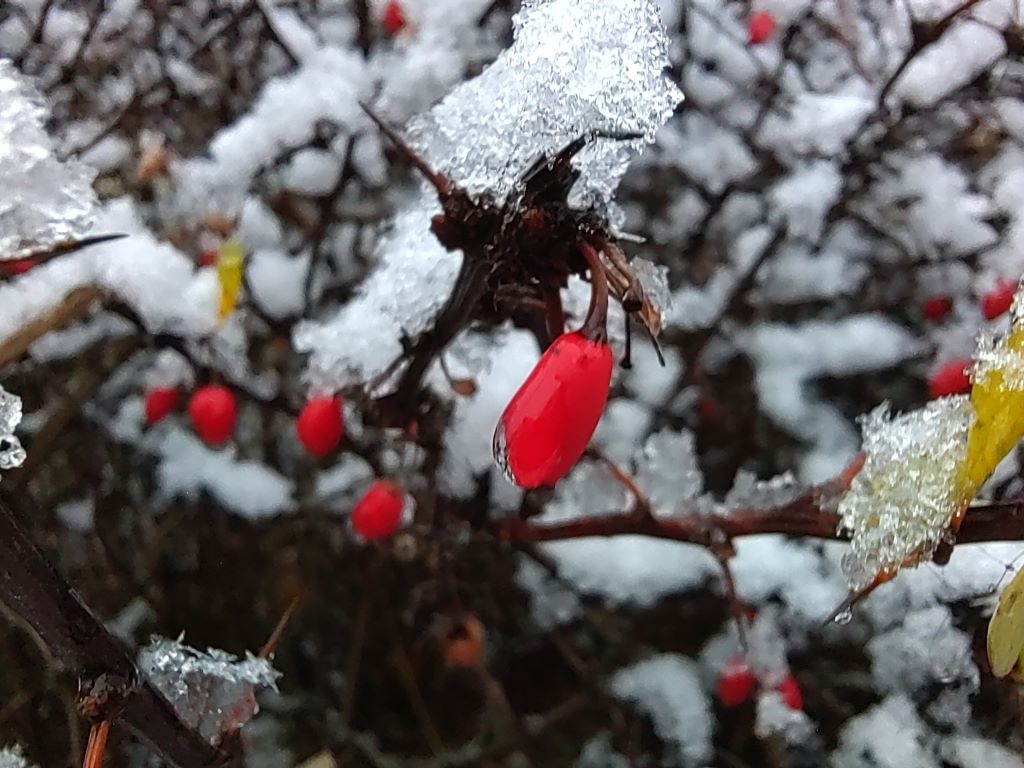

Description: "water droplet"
832 608 853 625
492 420 515 484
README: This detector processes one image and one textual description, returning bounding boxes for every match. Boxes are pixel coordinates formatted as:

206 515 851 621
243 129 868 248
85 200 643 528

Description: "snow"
837 398 971 589
610 654 712 767
0 59 97 259
0 747 33 768
832 695 938 768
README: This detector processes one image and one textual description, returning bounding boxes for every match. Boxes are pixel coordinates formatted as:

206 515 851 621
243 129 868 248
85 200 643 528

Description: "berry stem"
579 241 610 343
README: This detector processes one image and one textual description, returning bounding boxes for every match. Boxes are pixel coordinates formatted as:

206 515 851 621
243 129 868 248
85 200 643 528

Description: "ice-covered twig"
0 499 238 767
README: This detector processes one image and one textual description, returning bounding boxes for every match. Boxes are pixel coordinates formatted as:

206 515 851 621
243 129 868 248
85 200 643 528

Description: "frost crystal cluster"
0 386 25 476
837 398 972 589
138 637 280 744
0 59 97 258
296 0 681 392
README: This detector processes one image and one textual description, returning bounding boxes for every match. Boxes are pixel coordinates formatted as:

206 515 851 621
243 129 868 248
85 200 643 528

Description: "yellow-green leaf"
988 565 1024 678
216 240 245 322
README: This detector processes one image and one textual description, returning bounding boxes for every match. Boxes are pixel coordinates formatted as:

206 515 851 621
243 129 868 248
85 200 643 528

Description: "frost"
610 655 712 767
0 746 33 768
724 470 805 510
138 636 280 745
0 59 97 258
0 386 25 475
630 256 671 317
633 429 703 512
838 398 971 590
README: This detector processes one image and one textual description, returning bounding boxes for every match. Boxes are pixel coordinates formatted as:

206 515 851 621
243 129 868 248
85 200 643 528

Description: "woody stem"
579 241 609 343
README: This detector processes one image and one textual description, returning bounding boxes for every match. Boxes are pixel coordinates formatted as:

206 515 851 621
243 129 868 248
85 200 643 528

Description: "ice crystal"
138 636 280 744
630 256 672 317
0 59 97 259
0 386 25 475
837 398 971 589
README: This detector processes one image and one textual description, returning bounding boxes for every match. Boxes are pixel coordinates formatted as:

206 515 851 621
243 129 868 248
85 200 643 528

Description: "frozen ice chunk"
610 654 712 767
138 636 280 745
0 59 98 259
408 0 682 207
837 398 971 589
0 386 25 475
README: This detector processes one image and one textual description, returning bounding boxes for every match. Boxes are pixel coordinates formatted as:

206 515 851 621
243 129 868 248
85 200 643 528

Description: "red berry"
198 250 217 268
296 396 344 457
928 359 972 399
717 659 757 708
352 479 405 540
382 0 407 36
188 385 237 445
2 259 36 276
493 331 613 489
145 387 180 426
921 296 953 322
981 278 1016 320
747 10 776 44
775 675 803 710
698 395 719 423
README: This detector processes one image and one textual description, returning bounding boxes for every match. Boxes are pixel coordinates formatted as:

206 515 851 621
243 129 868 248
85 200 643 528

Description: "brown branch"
0 285 105 369
0 499 237 767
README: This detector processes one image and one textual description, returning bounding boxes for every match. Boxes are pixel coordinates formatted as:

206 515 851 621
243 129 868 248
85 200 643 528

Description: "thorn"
359 102 452 197
259 593 302 659
621 311 633 369
11 233 128 265
648 331 666 367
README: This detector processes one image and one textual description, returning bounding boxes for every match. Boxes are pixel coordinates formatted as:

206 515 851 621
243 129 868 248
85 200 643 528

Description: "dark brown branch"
0 499 237 767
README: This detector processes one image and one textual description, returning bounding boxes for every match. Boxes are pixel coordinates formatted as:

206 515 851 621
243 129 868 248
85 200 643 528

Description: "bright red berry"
2 259 35 276
198 250 217 268
382 0 407 36
981 278 1016 320
747 10 776 44
929 359 972 399
775 675 803 710
352 479 405 540
921 296 953 322
296 396 344 457
717 659 757 708
145 387 180 426
493 331 613 489
188 385 237 445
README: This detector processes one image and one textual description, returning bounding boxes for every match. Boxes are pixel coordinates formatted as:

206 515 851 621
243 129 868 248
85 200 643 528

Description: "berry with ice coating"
921 296 953 322
493 331 613 489
929 359 972 399
747 11 776 44
296 396 344 457
352 479 405 540
145 387 179 426
775 675 803 710
717 658 757 707
382 0 407 36
189 386 237 445
982 278 1016 320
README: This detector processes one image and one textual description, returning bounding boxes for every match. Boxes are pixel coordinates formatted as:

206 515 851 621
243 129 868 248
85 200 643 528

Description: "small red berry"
747 10 776 44
717 659 757 708
198 250 217 268
981 278 1016 320
493 331 614 489
352 479 405 540
775 675 803 710
382 0 407 36
697 395 719 423
188 385 237 445
928 359 972 399
145 387 180 426
2 259 35 276
296 396 344 457
921 296 953 322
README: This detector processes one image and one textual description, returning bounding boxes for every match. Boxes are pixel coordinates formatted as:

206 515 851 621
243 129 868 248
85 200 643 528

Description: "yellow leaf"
988 566 1024 678
956 327 1024 505
216 240 245 322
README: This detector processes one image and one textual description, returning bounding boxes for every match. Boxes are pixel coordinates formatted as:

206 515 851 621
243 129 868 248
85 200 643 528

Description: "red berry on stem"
493 331 613 489
2 259 36 276
145 387 180 426
747 11 776 44
352 479 405 540
188 385 237 445
296 396 344 457
198 250 217 268
775 675 803 710
981 278 1016 320
717 658 757 708
929 359 972 400
921 296 953 322
382 0 407 36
